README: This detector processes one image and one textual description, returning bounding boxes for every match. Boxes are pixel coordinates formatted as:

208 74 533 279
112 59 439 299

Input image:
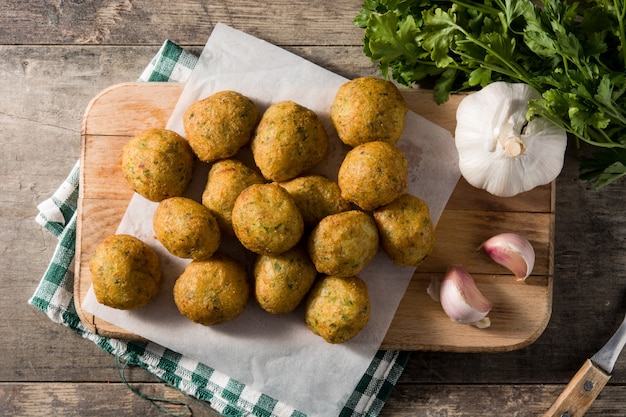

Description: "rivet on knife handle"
543 359 610 417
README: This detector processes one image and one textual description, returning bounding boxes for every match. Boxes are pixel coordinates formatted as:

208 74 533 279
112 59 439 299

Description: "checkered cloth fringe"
29 39 410 417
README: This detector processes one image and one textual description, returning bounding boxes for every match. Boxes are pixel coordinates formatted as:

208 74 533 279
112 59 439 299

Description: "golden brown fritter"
330 76 407 147
121 128 195 202
153 197 221 260
253 245 318 314
278 175 352 229
304 275 370 344
337 141 408 211
173 254 249 326
307 210 379 277
251 101 328 181
183 90 260 163
373 193 435 266
89 234 161 310
232 183 304 255
202 158 265 236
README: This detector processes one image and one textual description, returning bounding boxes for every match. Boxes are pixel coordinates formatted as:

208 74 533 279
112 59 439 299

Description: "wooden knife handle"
544 359 611 417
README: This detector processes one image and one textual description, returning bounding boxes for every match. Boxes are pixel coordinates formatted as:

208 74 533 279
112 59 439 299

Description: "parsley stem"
453 50 522 81
539 111 618 148
444 0 500 16
586 128 623 148
452 27 533 85
412 58 473 75
615 0 626 68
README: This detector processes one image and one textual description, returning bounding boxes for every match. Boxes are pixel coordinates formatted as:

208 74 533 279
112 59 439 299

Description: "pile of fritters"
91 77 435 344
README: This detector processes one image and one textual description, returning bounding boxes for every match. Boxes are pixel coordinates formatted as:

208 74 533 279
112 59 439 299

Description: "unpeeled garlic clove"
480 233 535 280
439 265 492 328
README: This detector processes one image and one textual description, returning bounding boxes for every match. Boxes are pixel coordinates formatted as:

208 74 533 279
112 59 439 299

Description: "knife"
544 311 626 417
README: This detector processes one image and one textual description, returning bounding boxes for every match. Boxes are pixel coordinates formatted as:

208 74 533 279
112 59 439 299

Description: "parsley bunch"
355 0 626 188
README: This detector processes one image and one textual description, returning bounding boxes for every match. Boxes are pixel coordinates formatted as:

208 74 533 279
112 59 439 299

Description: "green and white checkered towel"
29 40 410 417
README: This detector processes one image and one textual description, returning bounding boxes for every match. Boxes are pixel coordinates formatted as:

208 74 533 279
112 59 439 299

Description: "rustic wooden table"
3 1 626 416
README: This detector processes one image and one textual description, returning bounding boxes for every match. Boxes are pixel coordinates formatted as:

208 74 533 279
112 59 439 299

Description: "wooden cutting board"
75 82 554 352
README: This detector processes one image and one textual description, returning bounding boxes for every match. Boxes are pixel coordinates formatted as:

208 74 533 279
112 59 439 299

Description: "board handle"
543 359 611 417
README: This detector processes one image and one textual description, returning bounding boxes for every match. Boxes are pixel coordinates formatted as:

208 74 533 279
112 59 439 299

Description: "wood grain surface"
75 82 553 352
4 1 626 416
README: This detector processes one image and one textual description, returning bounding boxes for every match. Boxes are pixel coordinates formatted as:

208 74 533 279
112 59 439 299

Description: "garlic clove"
481 233 535 280
439 265 492 328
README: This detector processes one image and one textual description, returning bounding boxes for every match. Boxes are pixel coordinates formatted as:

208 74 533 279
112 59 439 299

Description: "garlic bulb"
437 266 492 328
454 82 567 197
481 233 535 280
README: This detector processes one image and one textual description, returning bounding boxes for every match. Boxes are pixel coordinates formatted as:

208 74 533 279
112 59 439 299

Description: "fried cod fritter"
373 193 435 266
183 90 260 163
337 141 408 211
305 275 370 344
202 158 265 236
308 210 379 277
89 234 161 310
330 76 407 147
173 254 249 326
153 197 221 260
251 101 328 181
232 183 304 255
121 128 195 202
253 245 318 314
278 175 352 229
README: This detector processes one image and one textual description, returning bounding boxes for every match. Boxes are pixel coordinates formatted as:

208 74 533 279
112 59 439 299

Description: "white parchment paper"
84 23 461 416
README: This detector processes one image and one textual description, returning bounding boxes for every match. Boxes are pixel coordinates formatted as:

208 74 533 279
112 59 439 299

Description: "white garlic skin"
481 233 535 280
426 276 441 302
439 265 492 327
454 82 567 197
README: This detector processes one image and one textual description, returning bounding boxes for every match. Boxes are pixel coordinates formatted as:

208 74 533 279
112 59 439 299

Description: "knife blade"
544 312 626 417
